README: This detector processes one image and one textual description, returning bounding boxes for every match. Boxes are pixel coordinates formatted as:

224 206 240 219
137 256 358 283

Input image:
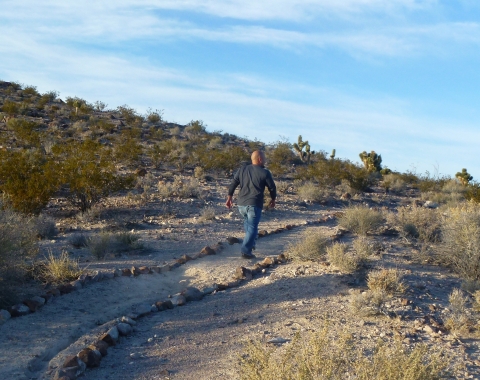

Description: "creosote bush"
285 229 330 261
338 205 384 235
239 324 449 380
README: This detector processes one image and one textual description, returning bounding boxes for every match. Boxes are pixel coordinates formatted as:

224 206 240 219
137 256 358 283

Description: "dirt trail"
0 225 325 380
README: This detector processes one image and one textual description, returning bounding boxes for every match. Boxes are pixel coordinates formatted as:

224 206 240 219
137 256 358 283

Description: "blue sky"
1 0 480 178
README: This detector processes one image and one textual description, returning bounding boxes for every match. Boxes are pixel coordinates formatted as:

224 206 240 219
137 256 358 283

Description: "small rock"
226 237 241 245
89 340 109 357
121 316 137 326
155 300 174 311
135 303 153 317
234 266 253 281
117 322 133 336
267 337 290 344
101 326 120 346
70 280 83 290
78 347 101 368
9 303 31 317
102 270 115 279
122 268 132 276
171 294 187 306
181 287 204 301
23 298 44 312
91 271 103 282
176 255 193 264
200 246 216 255
0 309 11 324
424 201 438 209
113 268 123 277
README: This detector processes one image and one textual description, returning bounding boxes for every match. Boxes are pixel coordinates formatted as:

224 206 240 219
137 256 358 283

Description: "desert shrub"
338 205 383 236
194 166 206 180
266 140 296 176
465 182 480 203
444 289 471 334
352 237 376 258
87 231 143 260
69 233 89 248
285 229 330 261
387 206 441 243
35 250 83 285
0 150 59 214
65 96 93 115
185 120 206 140
327 242 364 273
146 108 163 123
440 204 480 281
23 85 39 97
198 207 216 222
367 268 406 295
114 133 143 165
297 181 325 203
381 174 406 194
275 180 290 194
116 104 142 125
239 325 449 380
350 288 388 317
7 118 42 147
35 215 57 239
2 99 19 115
157 180 175 198
174 176 201 198
0 208 39 305
54 140 135 212
421 180 465 206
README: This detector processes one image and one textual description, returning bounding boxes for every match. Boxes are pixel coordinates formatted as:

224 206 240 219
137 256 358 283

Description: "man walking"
226 150 276 259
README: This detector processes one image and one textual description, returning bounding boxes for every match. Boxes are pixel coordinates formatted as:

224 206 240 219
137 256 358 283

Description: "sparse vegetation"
327 242 364 273
296 181 325 203
367 268 406 295
338 205 384 235
34 250 83 285
286 229 330 261
240 325 449 380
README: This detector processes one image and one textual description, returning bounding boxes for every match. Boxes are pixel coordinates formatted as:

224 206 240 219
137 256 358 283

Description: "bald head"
251 150 266 166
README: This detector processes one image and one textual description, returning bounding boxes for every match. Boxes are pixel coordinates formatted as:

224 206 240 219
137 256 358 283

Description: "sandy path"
0 224 329 380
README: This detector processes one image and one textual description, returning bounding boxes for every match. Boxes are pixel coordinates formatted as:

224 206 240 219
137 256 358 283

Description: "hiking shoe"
241 252 256 259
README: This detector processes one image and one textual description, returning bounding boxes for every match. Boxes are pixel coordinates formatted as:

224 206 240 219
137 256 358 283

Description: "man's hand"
268 199 276 209
226 196 234 209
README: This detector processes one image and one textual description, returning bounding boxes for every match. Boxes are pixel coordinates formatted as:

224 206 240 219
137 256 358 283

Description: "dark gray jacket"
228 164 276 208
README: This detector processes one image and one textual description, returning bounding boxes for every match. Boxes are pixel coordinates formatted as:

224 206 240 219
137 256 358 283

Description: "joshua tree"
330 149 336 160
359 150 382 172
293 135 312 164
456 168 473 186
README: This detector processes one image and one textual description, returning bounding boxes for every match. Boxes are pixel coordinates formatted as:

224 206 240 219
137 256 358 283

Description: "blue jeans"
238 205 262 255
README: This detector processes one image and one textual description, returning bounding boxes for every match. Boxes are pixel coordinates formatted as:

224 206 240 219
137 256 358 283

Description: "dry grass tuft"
349 288 388 317
198 207 216 222
327 242 364 273
87 231 143 260
387 206 441 243
338 205 384 236
239 324 449 380
444 289 471 334
440 203 480 281
367 268 406 295
285 229 330 261
296 181 325 203
36 250 83 284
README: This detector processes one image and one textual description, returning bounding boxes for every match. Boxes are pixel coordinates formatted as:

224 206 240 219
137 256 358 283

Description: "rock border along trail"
0 216 334 380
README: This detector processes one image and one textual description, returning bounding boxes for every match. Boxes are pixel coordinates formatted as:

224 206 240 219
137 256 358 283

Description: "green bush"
0 207 39 307
1 99 19 115
266 140 297 176
0 150 59 214
7 118 42 147
54 140 135 212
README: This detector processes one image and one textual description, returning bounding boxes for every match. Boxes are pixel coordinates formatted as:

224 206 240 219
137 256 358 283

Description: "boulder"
117 322 133 336
155 300 174 311
181 287 204 302
78 347 101 368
